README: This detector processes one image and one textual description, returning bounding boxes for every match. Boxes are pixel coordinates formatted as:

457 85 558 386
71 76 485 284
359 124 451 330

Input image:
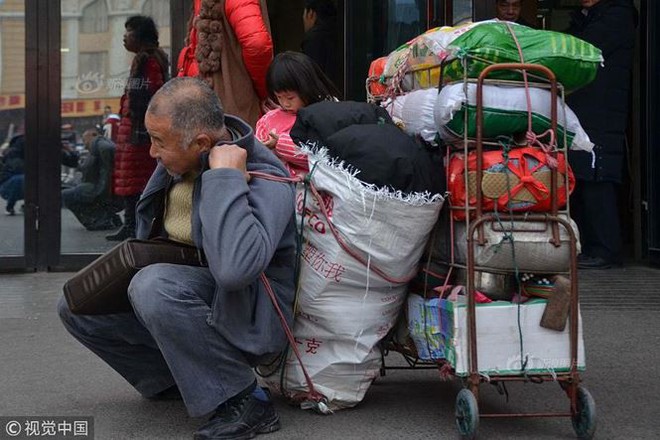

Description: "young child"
256 51 339 177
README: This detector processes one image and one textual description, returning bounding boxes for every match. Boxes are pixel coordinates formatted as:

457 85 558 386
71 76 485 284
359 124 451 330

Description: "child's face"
274 91 305 114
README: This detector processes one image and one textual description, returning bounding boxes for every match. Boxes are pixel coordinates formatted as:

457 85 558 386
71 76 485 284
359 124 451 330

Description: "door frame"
0 0 188 272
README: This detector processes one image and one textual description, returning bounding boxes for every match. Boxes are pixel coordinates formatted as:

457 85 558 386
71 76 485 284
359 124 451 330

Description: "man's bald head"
147 77 227 148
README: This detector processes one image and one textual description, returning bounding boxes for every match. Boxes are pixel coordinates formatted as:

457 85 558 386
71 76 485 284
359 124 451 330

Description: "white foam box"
444 298 585 376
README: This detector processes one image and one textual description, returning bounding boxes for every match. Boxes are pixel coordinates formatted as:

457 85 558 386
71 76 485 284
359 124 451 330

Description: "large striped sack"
434 83 594 152
439 22 603 90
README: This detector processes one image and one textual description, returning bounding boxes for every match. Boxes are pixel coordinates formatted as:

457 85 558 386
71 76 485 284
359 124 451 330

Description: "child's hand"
263 130 279 149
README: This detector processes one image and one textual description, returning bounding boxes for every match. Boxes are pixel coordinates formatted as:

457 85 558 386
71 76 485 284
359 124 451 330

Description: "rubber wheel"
455 388 479 439
571 386 596 439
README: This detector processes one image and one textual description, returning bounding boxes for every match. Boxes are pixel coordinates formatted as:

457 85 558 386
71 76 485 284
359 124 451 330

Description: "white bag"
434 82 594 152
263 150 444 410
384 88 439 145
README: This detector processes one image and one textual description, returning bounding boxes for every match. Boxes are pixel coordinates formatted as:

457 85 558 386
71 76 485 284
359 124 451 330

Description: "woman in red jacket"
107 15 169 241
176 0 273 128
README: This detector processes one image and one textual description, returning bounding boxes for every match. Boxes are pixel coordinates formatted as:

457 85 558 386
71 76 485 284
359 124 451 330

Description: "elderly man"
58 77 297 439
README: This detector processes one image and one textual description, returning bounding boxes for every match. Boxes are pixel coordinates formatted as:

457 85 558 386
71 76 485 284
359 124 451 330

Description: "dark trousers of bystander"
570 180 622 264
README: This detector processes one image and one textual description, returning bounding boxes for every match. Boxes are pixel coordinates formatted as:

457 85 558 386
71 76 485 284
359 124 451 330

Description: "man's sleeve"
225 0 273 100
199 167 294 291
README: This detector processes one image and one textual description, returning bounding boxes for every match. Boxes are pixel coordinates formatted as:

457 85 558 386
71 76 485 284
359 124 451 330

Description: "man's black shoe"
194 384 280 440
577 255 612 270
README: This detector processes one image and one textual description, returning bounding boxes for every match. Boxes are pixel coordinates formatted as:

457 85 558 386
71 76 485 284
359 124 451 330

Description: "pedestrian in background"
566 0 638 269
301 0 341 90
0 134 24 216
62 129 121 231
495 0 535 27
176 0 273 128
107 15 169 241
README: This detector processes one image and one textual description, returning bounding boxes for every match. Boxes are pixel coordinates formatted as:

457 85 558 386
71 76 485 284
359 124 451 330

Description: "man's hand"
209 144 251 182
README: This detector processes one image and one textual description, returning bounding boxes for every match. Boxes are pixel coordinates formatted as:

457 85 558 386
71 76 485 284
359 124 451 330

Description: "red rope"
246 171 324 403
307 181 419 285
260 273 324 403
504 23 558 169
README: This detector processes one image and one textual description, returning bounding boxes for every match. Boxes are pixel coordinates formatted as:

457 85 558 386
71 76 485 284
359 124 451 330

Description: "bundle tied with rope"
258 146 444 411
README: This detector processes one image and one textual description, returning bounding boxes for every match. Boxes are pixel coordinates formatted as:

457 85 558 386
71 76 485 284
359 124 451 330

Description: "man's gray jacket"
135 115 297 358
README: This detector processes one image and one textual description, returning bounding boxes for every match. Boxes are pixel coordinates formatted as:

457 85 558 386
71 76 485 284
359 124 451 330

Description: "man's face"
146 112 206 177
496 0 522 22
580 0 601 7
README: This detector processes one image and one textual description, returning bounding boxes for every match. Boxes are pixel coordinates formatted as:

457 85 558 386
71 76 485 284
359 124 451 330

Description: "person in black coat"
61 129 122 231
566 0 637 269
0 134 25 215
301 0 341 91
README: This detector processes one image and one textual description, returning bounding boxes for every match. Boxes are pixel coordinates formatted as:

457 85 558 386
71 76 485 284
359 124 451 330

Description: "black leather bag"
63 239 207 315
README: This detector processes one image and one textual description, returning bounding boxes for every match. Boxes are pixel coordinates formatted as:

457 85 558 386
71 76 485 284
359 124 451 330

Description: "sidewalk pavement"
1 266 659 439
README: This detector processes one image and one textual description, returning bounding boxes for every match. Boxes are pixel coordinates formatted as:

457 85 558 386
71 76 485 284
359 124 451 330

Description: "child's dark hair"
266 51 340 106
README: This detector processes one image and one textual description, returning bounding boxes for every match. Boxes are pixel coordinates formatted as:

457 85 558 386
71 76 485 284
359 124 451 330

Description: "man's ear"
192 134 214 152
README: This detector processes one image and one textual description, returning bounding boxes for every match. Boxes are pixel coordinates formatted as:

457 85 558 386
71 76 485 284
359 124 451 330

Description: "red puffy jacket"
112 55 167 197
177 0 272 126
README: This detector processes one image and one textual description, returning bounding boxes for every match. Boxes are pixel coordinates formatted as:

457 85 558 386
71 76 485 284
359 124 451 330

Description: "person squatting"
58 77 297 440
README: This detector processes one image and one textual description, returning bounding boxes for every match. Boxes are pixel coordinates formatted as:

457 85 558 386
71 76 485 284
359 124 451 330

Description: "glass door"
59 0 171 258
346 0 434 101
0 0 27 267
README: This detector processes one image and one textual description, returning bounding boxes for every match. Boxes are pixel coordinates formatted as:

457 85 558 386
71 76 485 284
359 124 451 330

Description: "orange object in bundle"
447 147 575 220
367 57 388 98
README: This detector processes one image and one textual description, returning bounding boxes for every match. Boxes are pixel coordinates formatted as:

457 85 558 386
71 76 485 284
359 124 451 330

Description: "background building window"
81 0 109 34
78 52 107 79
142 0 170 28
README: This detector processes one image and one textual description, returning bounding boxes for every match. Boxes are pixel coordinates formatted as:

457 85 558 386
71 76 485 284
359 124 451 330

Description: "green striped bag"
441 22 603 90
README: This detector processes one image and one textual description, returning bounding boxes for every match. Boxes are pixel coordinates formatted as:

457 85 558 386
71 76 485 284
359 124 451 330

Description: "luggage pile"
263 22 601 429
368 21 602 378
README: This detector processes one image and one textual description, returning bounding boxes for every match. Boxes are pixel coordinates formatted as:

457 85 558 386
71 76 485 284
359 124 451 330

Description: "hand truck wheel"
455 388 479 439
571 386 596 439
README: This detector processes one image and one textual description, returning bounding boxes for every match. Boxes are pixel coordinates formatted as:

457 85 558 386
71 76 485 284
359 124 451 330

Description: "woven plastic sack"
442 22 603 90
367 56 388 99
434 83 594 152
384 88 439 145
262 149 444 410
382 22 494 93
447 147 575 220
